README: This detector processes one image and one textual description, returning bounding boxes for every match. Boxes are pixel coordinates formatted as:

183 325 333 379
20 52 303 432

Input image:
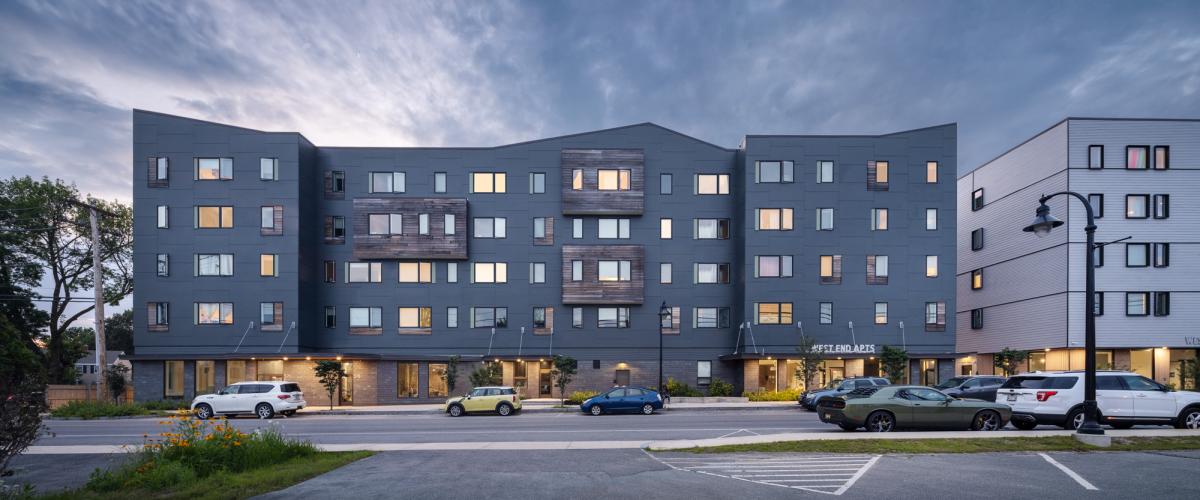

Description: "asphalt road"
38 409 833 446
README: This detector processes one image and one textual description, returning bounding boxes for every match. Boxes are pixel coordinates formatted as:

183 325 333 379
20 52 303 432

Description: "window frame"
694 263 730 284
755 160 794 184
659 173 672 195
156 253 169 277
194 157 233 181
434 172 447 193
659 262 672 284
529 262 546 284
349 306 383 328
1126 243 1150 268
1088 194 1104 219
597 307 631 328
970 308 983 330
925 208 937 231
971 228 984 251
1153 145 1169 170
754 302 792 325
695 173 730 195
346 262 383 283
972 188 984 211
819 302 833 325
1125 292 1150 317
596 169 632 191
926 161 938 183
755 208 793 231
368 171 406 194
470 306 509 328
259 157 278 181
471 262 509 284
816 208 835 231
1153 291 1170 316
870 208 888 231
754 255 793 278
194 302 234 325
194 253 234 277
695 218 731 239
971 268 983 289
1125 194 1150 219
1152 194 1169 219
926 255 939 278
195 205 234 229
470 172 507 194
1152 243 1169 268
1126 145 1149 170
816 161 834 183
397 261 434 283
597 218 630 239
259 254 278 277
472 217 507 238
874 302 888 325
1088 145 1104 169
529 172 546 194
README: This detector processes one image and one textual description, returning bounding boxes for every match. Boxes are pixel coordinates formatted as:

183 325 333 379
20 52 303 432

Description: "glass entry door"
339 361 353 405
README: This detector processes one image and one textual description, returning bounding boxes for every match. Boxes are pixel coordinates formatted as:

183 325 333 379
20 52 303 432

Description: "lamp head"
658 301 671 319
1023 203 1063 238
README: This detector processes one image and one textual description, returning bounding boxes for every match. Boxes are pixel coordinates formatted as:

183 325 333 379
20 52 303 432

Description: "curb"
45 414 174 421
304 405 804 416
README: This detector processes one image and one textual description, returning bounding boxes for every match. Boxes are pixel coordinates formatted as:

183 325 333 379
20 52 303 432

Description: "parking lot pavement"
650 453 880 495
4 453 129 495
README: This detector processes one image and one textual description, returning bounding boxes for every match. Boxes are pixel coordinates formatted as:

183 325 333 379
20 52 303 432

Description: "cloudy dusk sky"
2 0 1200 204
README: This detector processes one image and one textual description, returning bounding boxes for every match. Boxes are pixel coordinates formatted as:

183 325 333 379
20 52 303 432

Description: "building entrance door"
615 369 630 386
827 367 845 384
539 361 553 397
338 361 354 405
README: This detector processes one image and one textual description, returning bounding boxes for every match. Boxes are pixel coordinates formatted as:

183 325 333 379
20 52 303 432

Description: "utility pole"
72 200 115 401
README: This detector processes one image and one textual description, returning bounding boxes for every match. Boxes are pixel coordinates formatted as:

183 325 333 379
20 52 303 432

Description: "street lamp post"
658 301 671 393
1023 192 1104 435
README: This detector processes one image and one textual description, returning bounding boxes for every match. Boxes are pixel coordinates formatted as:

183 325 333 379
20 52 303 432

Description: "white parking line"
648 453 880 496
1038 453 1099 491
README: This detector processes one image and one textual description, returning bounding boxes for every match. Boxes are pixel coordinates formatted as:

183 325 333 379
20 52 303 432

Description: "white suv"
997 371 1200 430
191 381 306 419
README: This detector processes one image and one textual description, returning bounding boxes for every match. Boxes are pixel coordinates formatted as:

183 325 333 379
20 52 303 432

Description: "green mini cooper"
817 385 1012 432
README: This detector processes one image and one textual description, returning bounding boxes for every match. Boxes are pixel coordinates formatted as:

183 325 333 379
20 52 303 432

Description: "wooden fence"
46 384 135 409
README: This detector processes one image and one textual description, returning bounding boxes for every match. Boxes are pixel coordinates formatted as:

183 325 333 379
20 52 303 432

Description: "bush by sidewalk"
50 400 190 419
744 389 801 402
706 378 735 397
564 391 600 405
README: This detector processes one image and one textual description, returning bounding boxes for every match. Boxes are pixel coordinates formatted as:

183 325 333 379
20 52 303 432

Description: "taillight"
511 395 516 402
1035 391 1057 402
277 394 291 400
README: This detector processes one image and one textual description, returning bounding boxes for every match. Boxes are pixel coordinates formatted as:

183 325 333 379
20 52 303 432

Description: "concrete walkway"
302 399 799 415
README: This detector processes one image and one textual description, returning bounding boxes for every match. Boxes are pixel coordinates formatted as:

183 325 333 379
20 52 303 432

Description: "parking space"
651 453 880 495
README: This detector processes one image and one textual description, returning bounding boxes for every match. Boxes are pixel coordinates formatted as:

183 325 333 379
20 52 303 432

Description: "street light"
1023 193 1103 436
658 301 672 393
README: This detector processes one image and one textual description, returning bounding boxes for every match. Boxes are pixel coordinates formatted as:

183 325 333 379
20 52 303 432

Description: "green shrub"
51 401 149 419
665 378 703 397
139 399 190 411
564 390 600 405
706 378 735 397
744 388 802 401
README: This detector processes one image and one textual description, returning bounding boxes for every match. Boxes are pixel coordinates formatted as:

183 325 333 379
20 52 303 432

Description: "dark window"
971 228 984 251
573 308 583 328
1153 194 1169 219
970 309 983 329
530 172 546 194
1097 376 1124 391
1154 292 1170 316
1001 376 1078 389
156 254 169 277
1153 243 1169 267
1088 194 1103 219
1088 145 1104 169
324 261 336 283
971 189 984 211
332 216 345 237
1126 292 1150 316
1153 146 1169 170
471 307 508 328
756 161 794 183
1094 292 1104 316
324 306 336 328
280 383 300 393
331 171 345 193
1094 245 1105 267
592 359 600 369
148 157 169 187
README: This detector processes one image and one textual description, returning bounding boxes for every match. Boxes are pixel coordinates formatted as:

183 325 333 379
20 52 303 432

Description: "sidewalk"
301 399 799 415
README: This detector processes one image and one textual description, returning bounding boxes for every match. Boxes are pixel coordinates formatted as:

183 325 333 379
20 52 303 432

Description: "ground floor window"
227 360 247 383
398 362 419 398
428 363 448 398
340 361 354 405
1170 350 1199 391
758 360 777 391
164 361 184 397
1131 348 1154 379
919 359 938 386
615 369 630 386
1029 352 1046 372
514 361 528 392
257 360 284 381
195 360 215 395
697 361 711 386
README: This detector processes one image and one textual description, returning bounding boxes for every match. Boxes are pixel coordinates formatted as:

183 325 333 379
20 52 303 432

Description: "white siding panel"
956 294 1068 353
958 245 1068 312
958 170 1068 273
1068 119 1200 170
1068 291 1200 348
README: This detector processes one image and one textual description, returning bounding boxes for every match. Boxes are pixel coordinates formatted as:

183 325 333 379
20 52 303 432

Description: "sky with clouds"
3 0 1200 204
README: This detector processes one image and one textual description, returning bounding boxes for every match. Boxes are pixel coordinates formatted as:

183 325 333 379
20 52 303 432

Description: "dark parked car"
817 386 1012 432
933 376 1007 402
800 377 890 410
581 386 664 415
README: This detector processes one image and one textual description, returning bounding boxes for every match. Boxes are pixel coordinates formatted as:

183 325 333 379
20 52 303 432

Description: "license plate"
825 413 832 419
1006 394 1017 402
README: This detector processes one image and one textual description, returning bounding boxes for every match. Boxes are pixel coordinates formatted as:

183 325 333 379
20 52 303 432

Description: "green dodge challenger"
817 385 1012 432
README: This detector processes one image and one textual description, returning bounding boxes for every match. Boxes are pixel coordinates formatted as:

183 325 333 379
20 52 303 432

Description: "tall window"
819 255 842 284
471 307 508 328
260 206 281 233
870 208 888 231
866 255 888 285
148 302 169 330
1153 243 1170 267
157 205 169 228
429 364 448 398
660 218 672 239
195 254 233 277
532 307 551 329
597 169 631 191
694 263 730 284
529 172 546 194
156 254 169 277
435 172 447 193
971 269 984 289
533 217 547 239
331 171 345 193
571 260 583 281
660 173 672 194
1088 194 1104 218
398 307 432 330
1093 293 1104 316
349 307 382 328
369 172 406 193
1126 146 1149 170
572 218 583 239
194 302 234 325
1154 146 1169 170
926 161 938 183
368 213 403 235
695 219 730 239
1088 145 1104 169
195 206 233 228
1153 194 1169 219
695 174 730 195
472 262 508 283
925 208 938 230
194 158 233 180
1126 292 1149 316
447 307 458 328
572 307 583 328
419 214 429 235
819 302 833 325
660 262 672 284
259 158 278 181
926 255 938 278
473 217 507 238
755 161 793 183
165 361 184 397
598 218 631 239
697 361 712 386
867 161 888 190
447 262 458 283
324 261 336 283
693 307 730 328
530 262 546 284
972 188 984 211
971 309 983 329
1094 245 1105 267
571 169 583 190
346 262 383 283
817 161 834 183
150 157 169 186
874 302 888 324
444 214 456 235
398 262 434 283
1125 195 1149 218
1126 243 1149 267
755 255 793 278
1153 292 1171 316
755 303 792 325
260 302 282 329
816 209 834 231
470 172 507 193
324 306 336 328
756 208 793 230
971 228 984 251
330 216 345 238
398 363 419 398
598 307 630 328
599 260 632 282
925 302 946 331
259 254 277 277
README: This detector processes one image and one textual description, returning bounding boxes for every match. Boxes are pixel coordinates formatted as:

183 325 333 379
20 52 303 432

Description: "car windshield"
934 377 968 389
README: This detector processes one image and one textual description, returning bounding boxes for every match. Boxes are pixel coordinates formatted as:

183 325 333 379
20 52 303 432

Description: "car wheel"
256 403 275 419
497 403 513 416
865 411 895 432
971 410 1002 431
448 404 464 417
1176 407 1200 430
1062 408 1087 430
641 403 654 415
194 403 213 420
838 423 858 432
590 405 603 416
1011 420 1038 430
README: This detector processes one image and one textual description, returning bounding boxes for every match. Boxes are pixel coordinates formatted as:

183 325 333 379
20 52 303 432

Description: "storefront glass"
256 360 284 381
1029 352 1047 372
398 362 419 398
920 359 937 386
1131 349 1154 379
226 360 247 384
428 363 447 398
339 361 354 405
758 360 777 391
195 360 215 394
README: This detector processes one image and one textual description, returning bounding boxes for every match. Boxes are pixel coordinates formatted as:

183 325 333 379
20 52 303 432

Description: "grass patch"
670 435 1200 454
50 400 190 419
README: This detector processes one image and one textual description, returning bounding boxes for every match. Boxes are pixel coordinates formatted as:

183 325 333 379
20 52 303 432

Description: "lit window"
819 255 842 284
696 174 730 195
755 303 792 325
195 158 233 180
1153 146 1169 170
1125 195 1149 218
572 169 583 190
398 262 434 283
926 161 938 183
195 302 234 325
471 172 506 193
660 218 672 239
926 256 938 278
260 254 277 277
472 262 508 283
369 172 405 193
874 302 888 324
1126 146 1148 170
597 169 631 191
971 269 984 289
195 206 233 229
876 162 889 183
756 208 793 231
398 307 432 329
870 208 888 231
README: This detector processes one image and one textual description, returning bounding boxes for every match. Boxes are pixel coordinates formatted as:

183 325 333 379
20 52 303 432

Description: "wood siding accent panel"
262 303 284 331
146 303 167 332
349 327 383 335
662 306 681 335
261 205 284 236
561 245 645 304
533 306 553 335
324 171 344 200
560 149 645 215
147 157 167 188
352 198 468 260
534 217 554 246
323 216 345 245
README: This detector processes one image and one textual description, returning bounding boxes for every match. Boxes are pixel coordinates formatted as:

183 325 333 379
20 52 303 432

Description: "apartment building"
129 110 957 405
957 118 1199 389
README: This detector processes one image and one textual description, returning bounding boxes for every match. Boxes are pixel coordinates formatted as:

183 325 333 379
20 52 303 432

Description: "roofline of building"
959 116 1200 181
742 122 956 140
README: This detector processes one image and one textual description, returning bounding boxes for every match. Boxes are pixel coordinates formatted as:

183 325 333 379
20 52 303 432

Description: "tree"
551 355 578 405
0 176 133 383
880 345 909 384
468 362 502 387
61 326 94 384
0 314 46 477
993 348 1029 376
105 364 129 402
444 355 460 393
103 309 134 353
794 335 826 391
313 361 346 410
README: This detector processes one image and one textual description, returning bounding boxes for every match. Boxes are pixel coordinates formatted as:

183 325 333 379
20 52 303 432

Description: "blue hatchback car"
581 386 664 415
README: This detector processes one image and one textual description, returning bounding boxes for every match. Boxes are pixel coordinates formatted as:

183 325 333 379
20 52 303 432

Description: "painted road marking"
650 453 880 496
1039 453 1099 491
